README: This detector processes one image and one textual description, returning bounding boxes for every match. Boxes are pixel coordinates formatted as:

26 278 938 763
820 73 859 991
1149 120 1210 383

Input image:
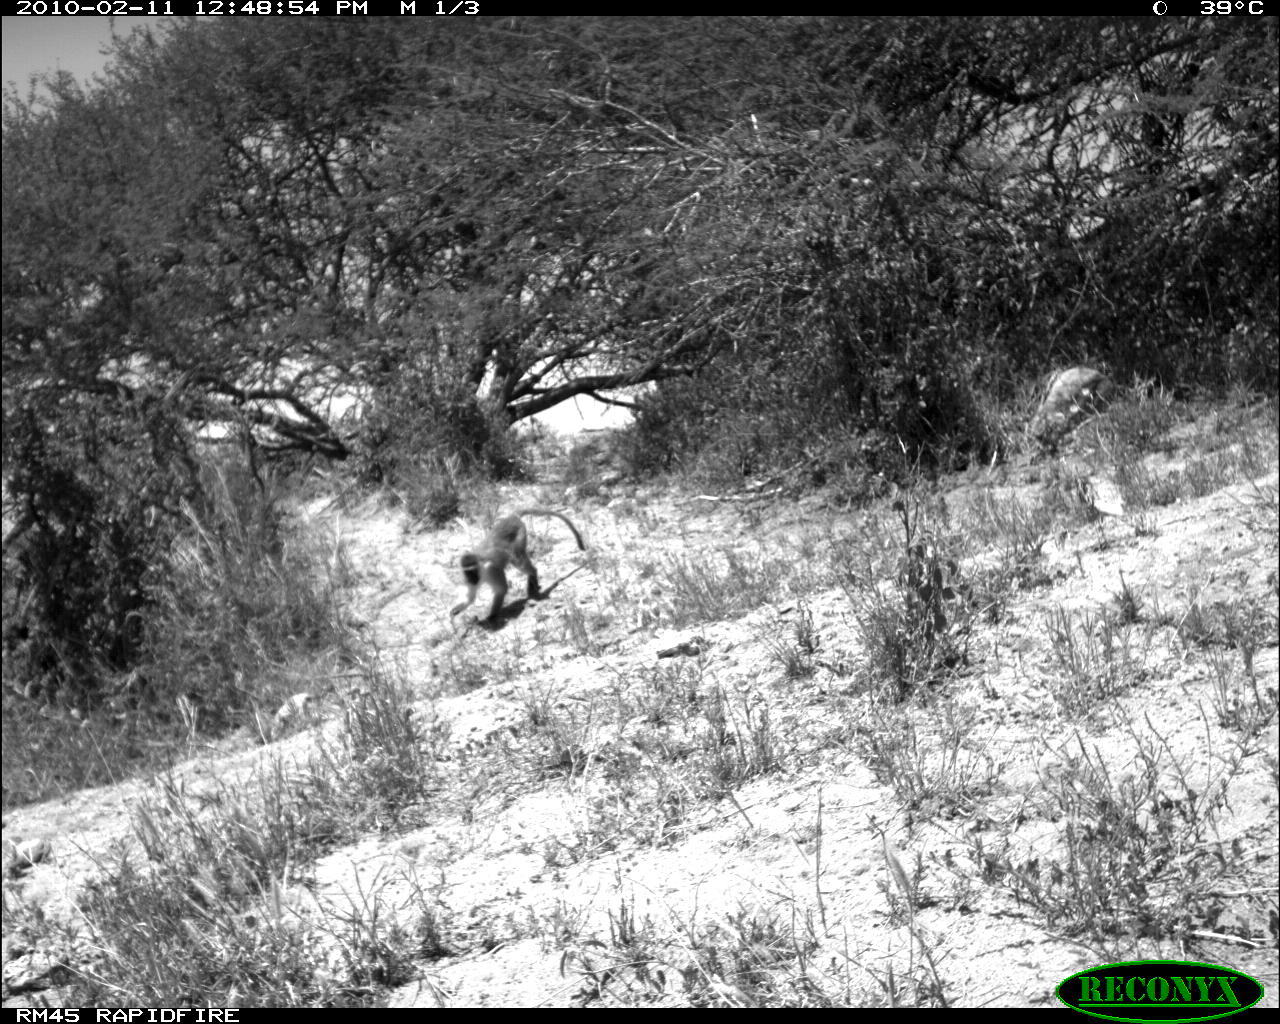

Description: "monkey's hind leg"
509 548 541 601
485 568 510 621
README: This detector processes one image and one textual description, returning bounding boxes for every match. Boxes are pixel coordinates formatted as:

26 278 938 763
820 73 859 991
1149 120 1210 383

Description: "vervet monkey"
451 509 586 621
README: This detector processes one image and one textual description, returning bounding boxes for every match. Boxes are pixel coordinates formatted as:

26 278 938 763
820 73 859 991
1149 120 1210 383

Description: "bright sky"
2 16 167 92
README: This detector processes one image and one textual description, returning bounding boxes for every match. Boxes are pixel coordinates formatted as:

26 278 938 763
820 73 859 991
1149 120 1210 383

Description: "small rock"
658 637 708 659
271 692 317 739
1031 367 1114 446
6 838 51 877
1084 474 1126 518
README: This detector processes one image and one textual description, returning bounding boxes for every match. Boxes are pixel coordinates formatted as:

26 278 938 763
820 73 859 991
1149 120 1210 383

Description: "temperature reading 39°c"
1199 1 1266 12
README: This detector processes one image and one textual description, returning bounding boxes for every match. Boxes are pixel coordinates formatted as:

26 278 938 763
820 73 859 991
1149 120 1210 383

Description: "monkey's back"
487 515 527 549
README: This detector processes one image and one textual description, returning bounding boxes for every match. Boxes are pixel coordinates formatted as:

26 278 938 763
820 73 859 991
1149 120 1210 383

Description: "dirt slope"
5 412 1278 1008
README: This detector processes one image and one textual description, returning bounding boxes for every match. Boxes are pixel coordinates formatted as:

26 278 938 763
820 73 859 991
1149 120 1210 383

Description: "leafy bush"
138 456 356 732
2 390 199 703
351 332 529 489
2 411 356 806
845 497 971 701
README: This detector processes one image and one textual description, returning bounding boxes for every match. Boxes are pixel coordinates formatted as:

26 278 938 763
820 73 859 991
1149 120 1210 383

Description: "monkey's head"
459 552 480 586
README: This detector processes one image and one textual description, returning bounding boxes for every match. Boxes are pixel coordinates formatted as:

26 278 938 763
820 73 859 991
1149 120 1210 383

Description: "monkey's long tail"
518 509 586 549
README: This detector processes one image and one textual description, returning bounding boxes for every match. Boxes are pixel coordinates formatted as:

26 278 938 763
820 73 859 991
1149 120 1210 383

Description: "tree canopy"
5 17 1275 468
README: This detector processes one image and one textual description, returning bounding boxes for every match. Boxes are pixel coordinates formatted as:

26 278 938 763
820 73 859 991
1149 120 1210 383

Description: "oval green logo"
1057 960 1264 1022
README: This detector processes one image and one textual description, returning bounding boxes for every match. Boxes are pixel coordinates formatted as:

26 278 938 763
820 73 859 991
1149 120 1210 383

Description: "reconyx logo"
1057 960 1263 1022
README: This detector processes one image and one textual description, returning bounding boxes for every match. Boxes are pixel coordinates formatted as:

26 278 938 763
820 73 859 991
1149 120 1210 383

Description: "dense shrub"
2 390 198 703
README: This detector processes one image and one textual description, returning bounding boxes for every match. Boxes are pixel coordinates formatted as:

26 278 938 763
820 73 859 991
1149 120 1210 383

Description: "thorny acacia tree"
9 17 1273 463
615 16 1277 477
5 19 773 454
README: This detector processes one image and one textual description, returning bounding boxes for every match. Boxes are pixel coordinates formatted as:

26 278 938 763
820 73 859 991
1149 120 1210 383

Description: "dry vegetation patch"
4 402 1277 1007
